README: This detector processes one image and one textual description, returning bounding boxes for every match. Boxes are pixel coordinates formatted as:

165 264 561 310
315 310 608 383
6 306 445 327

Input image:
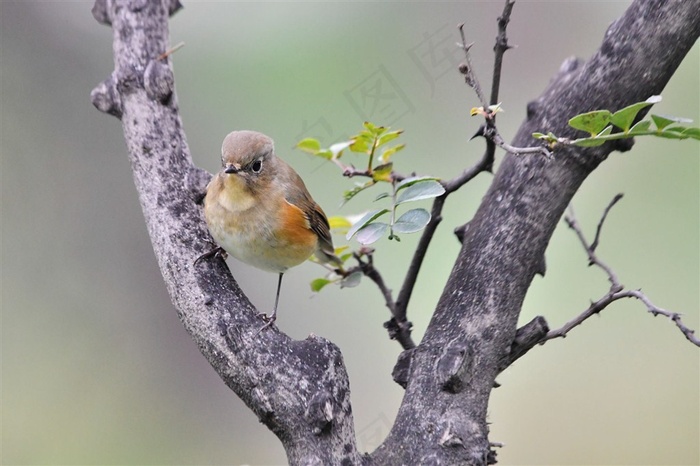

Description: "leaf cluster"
534 95 700 147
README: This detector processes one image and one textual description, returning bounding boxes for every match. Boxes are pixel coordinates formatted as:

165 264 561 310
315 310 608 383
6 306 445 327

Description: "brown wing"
284 173 340 267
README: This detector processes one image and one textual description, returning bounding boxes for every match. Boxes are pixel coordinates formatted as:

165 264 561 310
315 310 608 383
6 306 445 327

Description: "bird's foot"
194 242 227 266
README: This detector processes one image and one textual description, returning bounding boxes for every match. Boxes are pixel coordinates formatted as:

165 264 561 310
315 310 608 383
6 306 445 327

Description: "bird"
201 130 341 332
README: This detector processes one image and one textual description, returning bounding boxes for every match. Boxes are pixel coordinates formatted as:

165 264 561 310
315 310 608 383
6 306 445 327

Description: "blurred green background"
2 1 698 465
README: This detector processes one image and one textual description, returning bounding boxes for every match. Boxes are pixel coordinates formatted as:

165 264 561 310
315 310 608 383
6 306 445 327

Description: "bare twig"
393 3 518 332
563 204 622 291
458 24 488 109
490 0 515 106
590 193 623 253
542 198 699 347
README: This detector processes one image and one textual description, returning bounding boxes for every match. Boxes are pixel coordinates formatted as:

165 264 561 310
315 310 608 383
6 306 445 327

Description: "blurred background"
2 1 698 465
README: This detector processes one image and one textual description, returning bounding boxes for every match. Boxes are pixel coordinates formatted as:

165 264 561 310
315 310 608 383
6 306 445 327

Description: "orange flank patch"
278 199 317 250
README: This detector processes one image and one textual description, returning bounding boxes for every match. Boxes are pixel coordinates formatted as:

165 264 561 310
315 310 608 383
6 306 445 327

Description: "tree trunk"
90 0 699 464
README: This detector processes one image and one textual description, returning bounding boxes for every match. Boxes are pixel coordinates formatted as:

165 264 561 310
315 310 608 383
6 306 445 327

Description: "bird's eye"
251 159 263 173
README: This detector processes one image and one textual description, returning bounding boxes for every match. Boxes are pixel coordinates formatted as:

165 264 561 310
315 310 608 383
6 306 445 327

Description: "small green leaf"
328 216 352 231
532 132 546 139
610 96 660 132
311 278 332 292
379 143 405 164
346 209 390 240
628 120 651 134
296 138 321 154
315 149 333 160
595 125 614 138
372 162 393 182
396 180 445 204
343 181 375 203
377 130 403 147
569 110 612 136
393 208 431 233
363 121 381 133
349 135 371 154
340 271 362 288
651 114 692 130
572 137 607 147
395 176 441 192
355 222 389 245
682 127 700 140
374 192 390 202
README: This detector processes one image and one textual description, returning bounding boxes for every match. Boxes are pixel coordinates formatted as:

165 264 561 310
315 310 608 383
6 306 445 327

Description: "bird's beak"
224 163 240 174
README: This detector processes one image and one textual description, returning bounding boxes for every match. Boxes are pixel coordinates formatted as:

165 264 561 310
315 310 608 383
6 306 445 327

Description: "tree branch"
542 199 700 346
375 1 700 464
90 1 362 464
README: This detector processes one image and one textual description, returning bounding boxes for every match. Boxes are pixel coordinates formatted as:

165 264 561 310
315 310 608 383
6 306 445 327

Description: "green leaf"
377 130 403 147
340 271 362 288
349 134 371 154
396 180 445 204
310 278 332 292
355 222 389 245
315 149 333 160
682 127 700 140
296 137 321 154
595 125 614 138
328 216 352 232
569 110 612 136
393 208 431 233
610 95 661 132
628 120 651 134
572 137 607 147
379 143 405 164
374 192 390 202
372 162 393 182
363 121 386 136
395 176 441 192
651 114 692 130
343 180 375 203
346 209 390 240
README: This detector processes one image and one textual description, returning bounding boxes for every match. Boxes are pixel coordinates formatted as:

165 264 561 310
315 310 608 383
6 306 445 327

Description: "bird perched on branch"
201 130 340 332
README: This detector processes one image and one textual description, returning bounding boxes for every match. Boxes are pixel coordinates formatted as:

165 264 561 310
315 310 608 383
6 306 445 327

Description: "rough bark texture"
374 1 699 464
91 0 698 464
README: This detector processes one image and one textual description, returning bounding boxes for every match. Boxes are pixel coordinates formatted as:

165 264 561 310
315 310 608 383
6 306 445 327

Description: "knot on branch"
436 339 473 393
91 0 111 25
305 390 336 435
91 75 123 118
392 348 415 388
145 59 175 104
498 316 550 371
383 317 413 341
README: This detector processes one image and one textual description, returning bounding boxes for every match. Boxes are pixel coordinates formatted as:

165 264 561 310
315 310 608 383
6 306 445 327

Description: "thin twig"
590 193 623 253
392 8 519 327
542 198 699 347
490 0 515 106
563 204 622 291
458 24 488 109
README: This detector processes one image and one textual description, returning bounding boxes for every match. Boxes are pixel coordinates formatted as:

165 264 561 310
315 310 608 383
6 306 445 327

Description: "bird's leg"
194 239 227 266
254 273 283 334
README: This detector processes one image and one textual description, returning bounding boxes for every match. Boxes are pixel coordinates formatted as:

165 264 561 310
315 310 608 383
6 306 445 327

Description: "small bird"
202 130 340 331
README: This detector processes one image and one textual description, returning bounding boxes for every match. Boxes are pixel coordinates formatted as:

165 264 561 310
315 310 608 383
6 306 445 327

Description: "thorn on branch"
168 0 184 17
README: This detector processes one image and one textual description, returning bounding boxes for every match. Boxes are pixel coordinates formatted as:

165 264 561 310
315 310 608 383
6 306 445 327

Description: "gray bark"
90 0 699 464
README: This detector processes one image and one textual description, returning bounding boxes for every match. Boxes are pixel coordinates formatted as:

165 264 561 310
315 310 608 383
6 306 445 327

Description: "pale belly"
205 204 315 274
